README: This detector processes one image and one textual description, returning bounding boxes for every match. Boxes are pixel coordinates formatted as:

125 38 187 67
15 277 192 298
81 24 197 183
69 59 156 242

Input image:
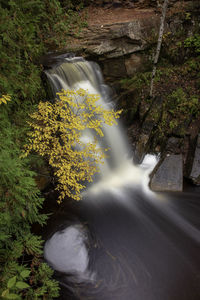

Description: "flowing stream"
44 56 200 300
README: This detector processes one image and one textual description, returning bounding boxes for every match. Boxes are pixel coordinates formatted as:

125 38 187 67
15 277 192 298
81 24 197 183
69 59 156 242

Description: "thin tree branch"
150 0 169 98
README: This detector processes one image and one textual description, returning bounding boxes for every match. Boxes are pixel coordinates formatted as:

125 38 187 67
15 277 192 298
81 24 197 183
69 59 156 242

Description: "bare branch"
150 0 169 98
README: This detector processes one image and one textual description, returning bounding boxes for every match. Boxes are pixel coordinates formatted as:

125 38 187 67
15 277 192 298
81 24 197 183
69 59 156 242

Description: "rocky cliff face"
66 1 200 82
67 7 159 79
69 10 159 79
48 1 200 190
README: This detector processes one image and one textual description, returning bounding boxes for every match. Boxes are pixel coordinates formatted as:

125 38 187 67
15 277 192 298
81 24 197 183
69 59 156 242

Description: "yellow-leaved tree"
24 89 121 202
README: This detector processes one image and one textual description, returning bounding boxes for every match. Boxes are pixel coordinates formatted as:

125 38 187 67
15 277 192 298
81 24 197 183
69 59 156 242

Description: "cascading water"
45 58 145 188
43 56 200 300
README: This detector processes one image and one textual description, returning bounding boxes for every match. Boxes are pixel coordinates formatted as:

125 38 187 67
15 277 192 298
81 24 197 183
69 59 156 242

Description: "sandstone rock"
65 14 159 80
67 16 160 59
189 134 200 185
150 154 183 192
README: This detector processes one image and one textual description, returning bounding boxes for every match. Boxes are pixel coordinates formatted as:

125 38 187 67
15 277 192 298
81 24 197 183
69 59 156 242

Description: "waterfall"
44 57 200 298
44 55 158 283
45 57 156 195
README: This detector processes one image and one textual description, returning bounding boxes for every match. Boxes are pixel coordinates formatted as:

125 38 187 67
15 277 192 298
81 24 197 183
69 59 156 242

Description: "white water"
44 58 160 281
86 155 158 196
45 58 155 191
44 58 200 293
44 154 158 282
44 224 95 282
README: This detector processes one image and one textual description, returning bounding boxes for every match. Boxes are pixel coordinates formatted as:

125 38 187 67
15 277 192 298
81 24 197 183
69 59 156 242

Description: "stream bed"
43 183 200 300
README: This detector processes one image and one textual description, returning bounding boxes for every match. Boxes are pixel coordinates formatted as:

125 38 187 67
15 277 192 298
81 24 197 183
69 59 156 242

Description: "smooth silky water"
43 56 200 300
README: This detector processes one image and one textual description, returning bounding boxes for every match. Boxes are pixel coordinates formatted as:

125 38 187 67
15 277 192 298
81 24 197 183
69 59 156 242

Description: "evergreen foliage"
0 0 86 101
0 0 87 298
0 105 59 299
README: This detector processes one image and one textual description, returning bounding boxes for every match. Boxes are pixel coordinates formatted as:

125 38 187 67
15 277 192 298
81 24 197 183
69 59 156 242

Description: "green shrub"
0 1 87 298
0 106 60 299
184 34 200 54
168 88 199 116
0 0 86 101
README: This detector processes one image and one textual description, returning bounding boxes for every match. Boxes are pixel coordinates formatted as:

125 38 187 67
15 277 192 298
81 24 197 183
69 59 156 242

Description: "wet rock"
35 165 51 191
189 134 200 185
172 117 192 138
150 154 183 192
139 98 153 121
118 90 141 125
102 57 127 79
134 96 163 162
134 133 149 163
125 53 148 76
165 137 182 154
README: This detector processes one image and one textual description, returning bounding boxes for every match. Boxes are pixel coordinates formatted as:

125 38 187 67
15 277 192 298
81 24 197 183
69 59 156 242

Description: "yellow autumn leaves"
0 94 11 105
23 89 121 202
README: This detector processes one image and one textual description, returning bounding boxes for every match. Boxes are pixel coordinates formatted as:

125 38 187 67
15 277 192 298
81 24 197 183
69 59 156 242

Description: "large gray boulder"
150 154 183 192
189 134 200 185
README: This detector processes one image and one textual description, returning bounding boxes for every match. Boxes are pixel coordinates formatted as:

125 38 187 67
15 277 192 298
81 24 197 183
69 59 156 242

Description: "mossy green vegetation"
0 105 60 299
119 21 200 152
184 33 200 54
0 0 86 101
0 1 87 299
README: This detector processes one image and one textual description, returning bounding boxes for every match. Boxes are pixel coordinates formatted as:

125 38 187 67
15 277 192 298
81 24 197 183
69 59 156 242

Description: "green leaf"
2 289 9 297
6 294 18 299
15 281 29 289
20 270 30 278
7 276 16 288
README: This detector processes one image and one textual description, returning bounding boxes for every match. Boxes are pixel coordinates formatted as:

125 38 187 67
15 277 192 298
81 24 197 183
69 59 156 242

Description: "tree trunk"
150 0 169 97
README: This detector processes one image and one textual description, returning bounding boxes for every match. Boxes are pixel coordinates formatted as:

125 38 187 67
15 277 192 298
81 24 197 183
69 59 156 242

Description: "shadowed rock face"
150 154 183 192
65 1 200 81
